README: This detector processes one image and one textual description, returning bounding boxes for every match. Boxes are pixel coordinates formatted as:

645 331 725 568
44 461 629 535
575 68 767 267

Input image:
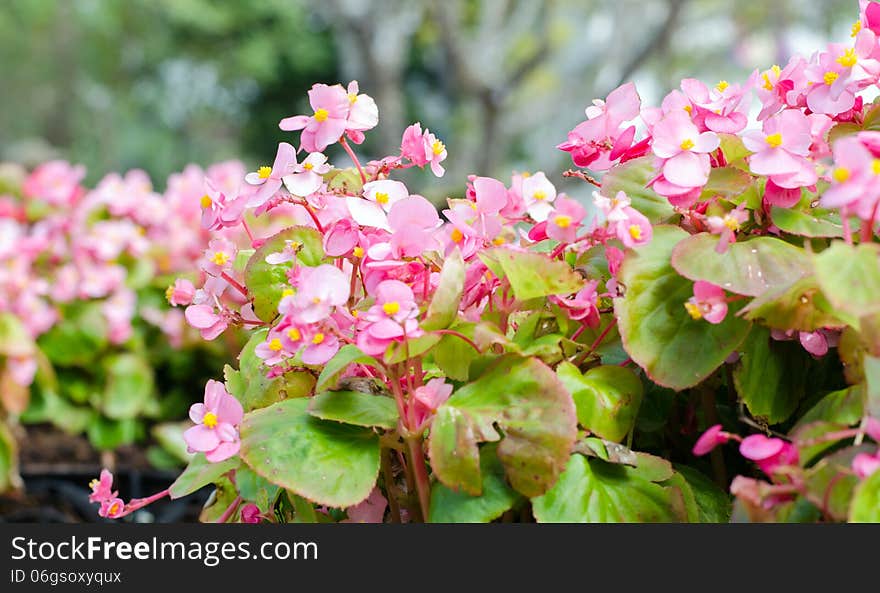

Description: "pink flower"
549 281 600 328
99 497 126 519
685 281 728 324
821 135 880 222
289 264 350 323
411 378 454 430
677 78 751 134
399 123 447 177
345 180 410 231
804 46 858 116
185 304 229 341
852 452 880 478
166 278 195 307
866 416 880 442
614 207 652 248
245 142 297 208
651 110 719 188
443 177 507 242
279 83 351 152
89 469 117 504
739 434 799 477
202 238 237 276
357 280 422 356
200 178 246 230
557 82 641 170
521 172 557 222
546 196 586 243
706 208 749 253
343 81 379 141
387 196 441 257
184 380 244 463
799 330 830 357
282 152 330 197
240 503 262 524
323 218 359 257
23 160 86 206
742 109 816 189
692 424 730 456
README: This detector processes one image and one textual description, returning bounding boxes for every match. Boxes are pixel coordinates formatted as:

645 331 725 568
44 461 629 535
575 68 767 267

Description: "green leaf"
432 330 478 381
151 422 191 464
422 248 465 330
850 470 880 522
315 344 379 392
169 454 240 499
429 444 522 523
479 248 584 301
770 206 843 238
740 277 843 332
803 446 864 521
614 226 751 390
324 168 364 195
673 464 731 523
718 133 750 165
87 417 139 451
0 421 21 492
864 355 880 417
796 385 864 427
700 167 753 201
556 362 643 442
101 353 154 420
0 313 35 357
244 226 324 322
200 477 238 523
600 156 675 222
235 466 280 513
428 355 577 498
814 241 880 319
671 233 812 297
733 326 810 424
239 398 380 507
308 391 399 430
38 303 108 366
531 454 684 522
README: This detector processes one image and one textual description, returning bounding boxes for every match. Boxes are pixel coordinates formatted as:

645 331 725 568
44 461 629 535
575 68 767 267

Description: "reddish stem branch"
433 329 482 354
221 272 249 298
340 136 367 184
562 169 601 186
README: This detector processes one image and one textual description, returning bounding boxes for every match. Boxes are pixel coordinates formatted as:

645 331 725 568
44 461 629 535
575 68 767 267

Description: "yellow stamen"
716 80 729 92
312 297 321 304
314 108 329 122
348 93 358 104
382 301 400 316
771 64 781 77
432 140 445 155
833 167 851 183
269 338 283 352
554 215 573 228
375 192 390 205
824 71 839 86
165 285 175 303
200 194 212 208
353 246 364 258
723 215 741 232
311 333 325 345
852 20 862 38
762 73 774 91
211 251 229 266
872 160 880 175
258 166 272 179
628 225 643 241
837 48 858 68
684 302 703 320
533 190 547 201
765 133 783 148
108 501 122 516
287 328 301 341
450 228 464 243
203 411 219 428
683 104 693 114
281 288 295 298
304 162 314 171
89 479 99 490
680 139 695 151
492 236 506 245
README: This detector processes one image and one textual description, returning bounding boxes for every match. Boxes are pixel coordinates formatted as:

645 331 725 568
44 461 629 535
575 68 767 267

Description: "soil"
1 424 209 523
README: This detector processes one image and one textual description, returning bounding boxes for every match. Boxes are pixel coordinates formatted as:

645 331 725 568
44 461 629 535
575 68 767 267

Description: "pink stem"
216 495 243 524
221 272 249 297
340 136 367 184
433 329 482 354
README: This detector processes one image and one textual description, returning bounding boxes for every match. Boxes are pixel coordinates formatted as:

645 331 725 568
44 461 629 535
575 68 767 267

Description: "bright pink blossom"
411 378 454 431
357 280 422 356
685 281 728 324
279 83 351 152
166 278 195 307
692 424 730 456
739 434 799 477
23 160 85 206
89 469 117 504
282 152 330 197
651 110 719 188
184 380 243 463
546 196 586 243
742 109 816 190
245 142 297 208
521 172 557 222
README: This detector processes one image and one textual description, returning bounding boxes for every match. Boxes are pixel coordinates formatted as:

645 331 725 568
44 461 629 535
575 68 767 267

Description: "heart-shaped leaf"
556 362 643 442
615 226 751 390
240 398 380 507
428 355 577 498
